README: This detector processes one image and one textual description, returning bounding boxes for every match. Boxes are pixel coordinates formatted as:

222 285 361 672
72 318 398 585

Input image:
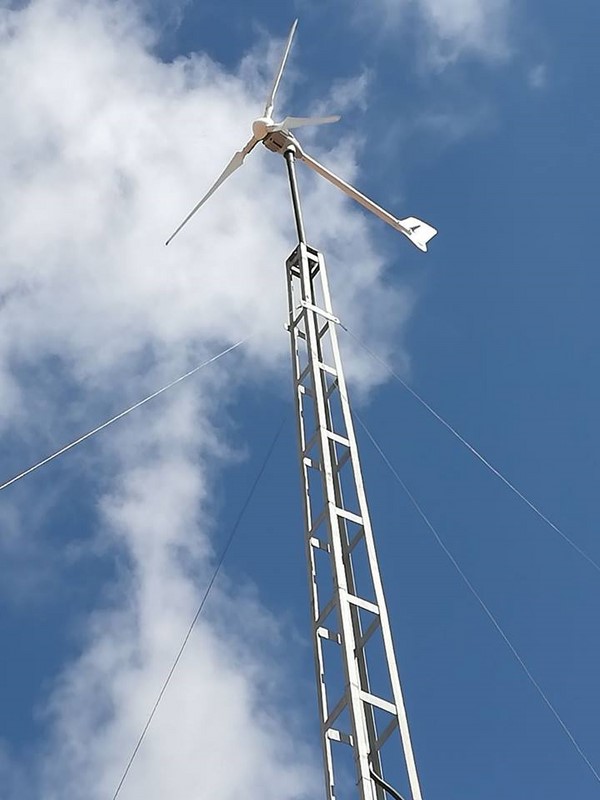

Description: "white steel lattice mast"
166 20 437 800
280 145 423 800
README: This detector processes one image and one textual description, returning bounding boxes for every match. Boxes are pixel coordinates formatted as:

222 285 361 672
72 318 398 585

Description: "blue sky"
0 0 599 798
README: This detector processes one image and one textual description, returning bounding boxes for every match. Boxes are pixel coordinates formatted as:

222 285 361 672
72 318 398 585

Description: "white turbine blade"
297 146 437 251
165 137 259 246
264 19 298 118
276 114 341 131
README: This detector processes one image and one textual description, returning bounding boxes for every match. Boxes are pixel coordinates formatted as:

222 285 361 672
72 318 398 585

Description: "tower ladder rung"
334 506 363 526
347 595 380 615
318 361 338 377
360 691 396 716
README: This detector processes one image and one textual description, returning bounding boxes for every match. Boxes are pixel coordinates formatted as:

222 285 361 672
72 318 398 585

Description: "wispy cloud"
32 390 316 800
527 63 547 90
415 0 512 66
347 0 512 67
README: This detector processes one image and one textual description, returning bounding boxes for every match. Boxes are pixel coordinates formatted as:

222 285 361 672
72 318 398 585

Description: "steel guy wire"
354 410 600 786
342 325 600 574
110 415 287 800
0 338 249 493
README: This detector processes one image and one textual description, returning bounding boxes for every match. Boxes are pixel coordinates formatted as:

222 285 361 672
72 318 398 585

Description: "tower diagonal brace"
283 148 425 800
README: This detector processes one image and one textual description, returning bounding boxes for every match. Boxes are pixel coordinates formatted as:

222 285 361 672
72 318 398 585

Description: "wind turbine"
166 20 436 800
165 19 436 252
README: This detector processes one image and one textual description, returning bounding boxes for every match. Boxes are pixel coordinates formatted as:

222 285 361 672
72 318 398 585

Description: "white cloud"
326 72 373 115
349 0 512 66
412 101 494 145
33 393 316 800
0 0 415 797
527 63 547 90
417 0 511 65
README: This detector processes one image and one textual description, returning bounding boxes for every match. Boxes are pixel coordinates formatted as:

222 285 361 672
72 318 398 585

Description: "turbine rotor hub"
252 116 273 139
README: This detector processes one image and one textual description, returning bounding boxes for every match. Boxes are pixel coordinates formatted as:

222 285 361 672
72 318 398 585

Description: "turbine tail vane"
264 18 298 118
397 216 438 252
165 136 259 246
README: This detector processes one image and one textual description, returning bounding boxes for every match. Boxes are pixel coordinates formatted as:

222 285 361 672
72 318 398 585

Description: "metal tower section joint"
283 150 425 800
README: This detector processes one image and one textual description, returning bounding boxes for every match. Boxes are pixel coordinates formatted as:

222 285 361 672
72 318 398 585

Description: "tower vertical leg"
284 150 425 800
